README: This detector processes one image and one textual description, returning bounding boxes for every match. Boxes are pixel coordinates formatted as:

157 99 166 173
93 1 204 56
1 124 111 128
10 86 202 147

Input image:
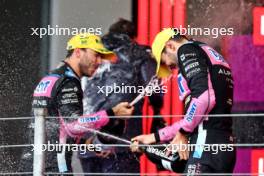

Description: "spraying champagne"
132 142 187 173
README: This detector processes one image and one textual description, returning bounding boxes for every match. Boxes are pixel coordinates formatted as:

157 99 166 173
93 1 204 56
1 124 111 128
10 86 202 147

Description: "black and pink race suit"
155 41 236 174
28 62 115 173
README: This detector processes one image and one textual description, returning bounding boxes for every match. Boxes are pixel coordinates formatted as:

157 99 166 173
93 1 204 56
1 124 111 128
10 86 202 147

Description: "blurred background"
0 0 264 175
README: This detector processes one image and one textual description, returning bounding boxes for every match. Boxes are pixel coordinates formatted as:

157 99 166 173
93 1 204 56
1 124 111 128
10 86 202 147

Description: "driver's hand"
112 102 134 118
167 131 189 160
130 134 156 152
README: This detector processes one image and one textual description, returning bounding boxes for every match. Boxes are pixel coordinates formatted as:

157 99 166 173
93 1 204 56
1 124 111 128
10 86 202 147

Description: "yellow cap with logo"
66 33 113 55
151 28 176 78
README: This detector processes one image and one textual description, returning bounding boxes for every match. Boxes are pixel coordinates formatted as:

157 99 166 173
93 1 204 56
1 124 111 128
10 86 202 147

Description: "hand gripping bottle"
141 144 187 173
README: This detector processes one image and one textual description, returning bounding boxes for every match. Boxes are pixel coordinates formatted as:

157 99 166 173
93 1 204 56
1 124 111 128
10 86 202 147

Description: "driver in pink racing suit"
21 33 134 174
132 28 236 174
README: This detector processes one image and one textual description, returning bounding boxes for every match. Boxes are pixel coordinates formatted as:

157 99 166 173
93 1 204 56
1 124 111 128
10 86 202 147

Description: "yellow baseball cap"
151 28 176 78
66 33 113 55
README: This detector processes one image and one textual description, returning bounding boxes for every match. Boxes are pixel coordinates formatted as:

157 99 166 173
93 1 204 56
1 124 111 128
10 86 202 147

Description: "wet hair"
109 18 137 39
161 29 189 54
66 48 86 58
66 49 74 58
169 28 189 42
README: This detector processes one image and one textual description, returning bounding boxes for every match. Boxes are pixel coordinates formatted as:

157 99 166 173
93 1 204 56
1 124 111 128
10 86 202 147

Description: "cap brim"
92 47 113 55
157 64 172 78
155 53 171 78
101 53 117 62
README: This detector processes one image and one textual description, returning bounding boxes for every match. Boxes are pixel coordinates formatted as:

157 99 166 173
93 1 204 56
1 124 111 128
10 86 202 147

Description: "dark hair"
169 28 189 42
162 30 189 54
66 48 86 58
66 49 74 58
109 18 137 39
169 35 189 42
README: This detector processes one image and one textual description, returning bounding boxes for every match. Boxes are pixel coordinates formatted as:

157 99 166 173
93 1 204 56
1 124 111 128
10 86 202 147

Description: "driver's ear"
74 48 81 58
165 41 176 52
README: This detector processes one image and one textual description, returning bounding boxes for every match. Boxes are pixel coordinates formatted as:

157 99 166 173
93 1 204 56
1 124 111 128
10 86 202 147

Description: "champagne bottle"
140 144 187 173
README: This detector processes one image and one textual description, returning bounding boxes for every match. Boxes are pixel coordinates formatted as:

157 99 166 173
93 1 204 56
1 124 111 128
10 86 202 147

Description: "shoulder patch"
33 76 60 97
200 45 230 68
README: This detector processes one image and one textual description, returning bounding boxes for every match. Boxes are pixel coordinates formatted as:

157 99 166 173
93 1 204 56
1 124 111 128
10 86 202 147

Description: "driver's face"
79 48 102 77
161 47 178 69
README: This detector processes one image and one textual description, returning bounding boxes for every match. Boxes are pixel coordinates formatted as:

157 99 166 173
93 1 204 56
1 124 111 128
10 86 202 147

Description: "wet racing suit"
154 41 236 174
29 62 116 173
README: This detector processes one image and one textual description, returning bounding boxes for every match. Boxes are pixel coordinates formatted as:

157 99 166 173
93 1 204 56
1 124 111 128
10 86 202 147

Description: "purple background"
225 35 264 103
233 148 251 173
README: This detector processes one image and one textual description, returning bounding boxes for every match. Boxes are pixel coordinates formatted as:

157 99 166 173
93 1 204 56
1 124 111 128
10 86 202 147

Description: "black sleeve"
178 44 209 98
140 58 164 113
56 79 83 122
138 50 164 112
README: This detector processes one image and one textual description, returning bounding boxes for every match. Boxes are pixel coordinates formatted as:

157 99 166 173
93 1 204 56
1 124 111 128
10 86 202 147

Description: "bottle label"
161 159 172 171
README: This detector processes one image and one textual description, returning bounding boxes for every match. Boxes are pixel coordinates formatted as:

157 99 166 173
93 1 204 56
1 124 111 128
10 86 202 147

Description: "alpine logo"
218 68 231 76
208 48 225 63
186 103 197 122
35 80 51 94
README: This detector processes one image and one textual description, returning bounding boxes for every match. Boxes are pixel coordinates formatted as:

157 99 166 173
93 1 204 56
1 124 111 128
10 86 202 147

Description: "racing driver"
21 33 134 174
131 28 236 174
